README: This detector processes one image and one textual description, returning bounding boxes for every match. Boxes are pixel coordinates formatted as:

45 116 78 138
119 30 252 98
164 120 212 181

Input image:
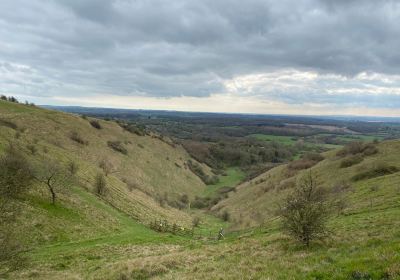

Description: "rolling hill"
1 100 400 279
0 100 210 255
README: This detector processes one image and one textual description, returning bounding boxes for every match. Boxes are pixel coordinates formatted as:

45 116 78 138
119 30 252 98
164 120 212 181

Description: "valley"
1 100 400 279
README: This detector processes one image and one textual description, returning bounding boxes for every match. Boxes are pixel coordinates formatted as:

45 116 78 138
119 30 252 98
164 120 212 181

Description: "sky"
1 0 400 116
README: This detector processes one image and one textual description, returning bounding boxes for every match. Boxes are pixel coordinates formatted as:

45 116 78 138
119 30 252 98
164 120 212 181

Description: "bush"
27 144 37 155
221 210 230 221
362 144 378 156
118 121 146 136
192 217 201 227
99 159 115 176
192 196 210 209
70 131 88 145
107 141 128 155
180 194 189 205
280 173 331 246
0 118 18 130
337 142 378 157
340 155 364 168
0 145 34 199
352 164 399 181
94 173 106 195
302 152 324 162
187 160 219 185
89 120 102 129
68 161 79 175
0 145 34 267
287 159 317 171
287 152 324 171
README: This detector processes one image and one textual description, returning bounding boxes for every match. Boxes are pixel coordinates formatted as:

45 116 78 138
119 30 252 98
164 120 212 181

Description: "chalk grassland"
1 101 400 279
0 100 209 246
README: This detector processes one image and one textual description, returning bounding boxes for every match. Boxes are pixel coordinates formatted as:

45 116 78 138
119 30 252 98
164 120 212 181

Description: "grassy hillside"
213 140 400 229
0 100 209 244
2 100 400 279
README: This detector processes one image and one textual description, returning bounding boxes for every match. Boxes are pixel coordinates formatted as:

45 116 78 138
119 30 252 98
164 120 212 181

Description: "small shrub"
362 144 378 156
337 141 364 156
70 131 88 145
118 122 146 136
221 210 230 221
262 184 275 193
27 144 37 155
280 173 331 247
180 194 189 205
107 141 128 154
192 196 210 209
192 217 201 227
287 152 324 171
340 155 363 168
276 180 295 192
370 185 380 192
0 118 18 130
99 159 114 176
288 159 317 171
331 181 352 194
94 173 106 195
187 160 219 185
68 161 79 175
352 164 399 181
0 145 34 198
89 120 102 129
350 271 372 280
218 186 236 194
337 142 378 157
302 152 324 162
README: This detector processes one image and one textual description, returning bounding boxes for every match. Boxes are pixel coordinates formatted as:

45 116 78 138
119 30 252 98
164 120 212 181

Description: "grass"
0 99 206 227
2 100 400 279
249 133 343 151
202 167 246 197
30 186 185 260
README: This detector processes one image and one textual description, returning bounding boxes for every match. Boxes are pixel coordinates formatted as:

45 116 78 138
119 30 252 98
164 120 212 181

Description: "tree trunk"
48 184 56 205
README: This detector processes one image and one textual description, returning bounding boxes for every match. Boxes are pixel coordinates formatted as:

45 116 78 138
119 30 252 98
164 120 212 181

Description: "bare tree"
34 161 72 205
280 172 331 247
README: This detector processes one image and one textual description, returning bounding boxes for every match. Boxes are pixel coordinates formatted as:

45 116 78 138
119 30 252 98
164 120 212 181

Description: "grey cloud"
0 0 400 108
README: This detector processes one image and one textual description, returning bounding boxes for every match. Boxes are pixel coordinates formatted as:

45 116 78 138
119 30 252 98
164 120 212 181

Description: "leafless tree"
34 161 72 205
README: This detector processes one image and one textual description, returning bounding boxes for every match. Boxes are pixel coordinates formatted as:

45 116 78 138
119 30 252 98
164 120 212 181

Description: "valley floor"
8 177 400 279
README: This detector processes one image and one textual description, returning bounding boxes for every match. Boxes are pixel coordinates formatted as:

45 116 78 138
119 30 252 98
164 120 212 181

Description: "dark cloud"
0 0 399 111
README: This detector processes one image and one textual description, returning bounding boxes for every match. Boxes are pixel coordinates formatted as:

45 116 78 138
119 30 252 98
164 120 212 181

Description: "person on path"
218 228 224 240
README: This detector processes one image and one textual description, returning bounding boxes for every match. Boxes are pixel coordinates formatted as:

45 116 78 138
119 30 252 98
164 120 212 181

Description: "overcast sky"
1 0 400 116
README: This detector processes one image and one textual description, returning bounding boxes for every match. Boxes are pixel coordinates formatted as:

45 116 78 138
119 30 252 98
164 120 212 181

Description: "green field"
249 134 298 145
250 132 384 151
202 167 246 197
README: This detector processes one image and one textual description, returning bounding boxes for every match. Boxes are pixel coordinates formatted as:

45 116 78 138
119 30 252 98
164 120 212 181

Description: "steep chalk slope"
0 100 207 245
214 140 400 229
